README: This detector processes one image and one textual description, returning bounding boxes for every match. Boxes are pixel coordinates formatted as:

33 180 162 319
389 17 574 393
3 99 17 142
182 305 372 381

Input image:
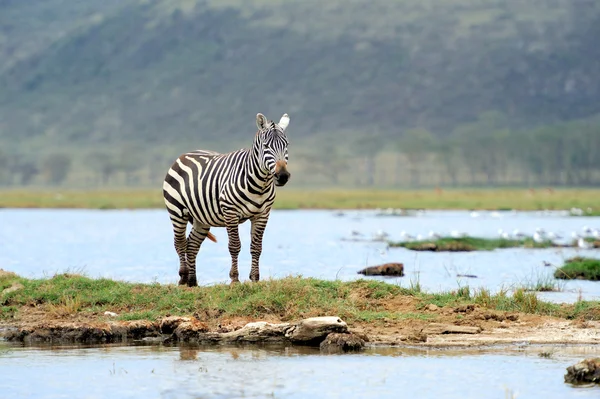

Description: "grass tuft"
554 257 600 281
388 236 557 252
1 273 599 323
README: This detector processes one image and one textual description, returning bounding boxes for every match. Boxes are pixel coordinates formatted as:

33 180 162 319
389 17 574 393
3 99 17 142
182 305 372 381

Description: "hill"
0 0 599 187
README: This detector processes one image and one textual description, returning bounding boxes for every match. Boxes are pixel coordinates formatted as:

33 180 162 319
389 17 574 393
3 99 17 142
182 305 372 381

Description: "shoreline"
2 314 599 349
2 273 599 349
0 188 599 213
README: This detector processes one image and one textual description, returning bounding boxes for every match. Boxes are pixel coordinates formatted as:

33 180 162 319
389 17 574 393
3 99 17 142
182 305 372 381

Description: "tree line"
2 113 598 188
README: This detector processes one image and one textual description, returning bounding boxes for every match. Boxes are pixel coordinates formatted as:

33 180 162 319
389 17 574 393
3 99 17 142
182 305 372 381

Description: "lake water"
1 208 599 303
2 209 600 398
1 342 599 399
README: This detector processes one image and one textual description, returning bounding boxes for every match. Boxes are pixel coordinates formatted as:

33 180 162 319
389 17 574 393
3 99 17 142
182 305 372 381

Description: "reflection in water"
0 342 599 399
1 209 599 303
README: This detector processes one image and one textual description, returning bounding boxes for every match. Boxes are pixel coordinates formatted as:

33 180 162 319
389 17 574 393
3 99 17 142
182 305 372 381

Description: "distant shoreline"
0 188 599 214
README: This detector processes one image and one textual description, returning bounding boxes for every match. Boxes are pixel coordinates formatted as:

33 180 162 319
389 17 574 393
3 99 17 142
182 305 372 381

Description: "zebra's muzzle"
274 170 290 186
274 162 290 186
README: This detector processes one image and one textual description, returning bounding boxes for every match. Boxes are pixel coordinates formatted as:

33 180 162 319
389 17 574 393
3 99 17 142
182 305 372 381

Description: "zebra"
163 112 291 286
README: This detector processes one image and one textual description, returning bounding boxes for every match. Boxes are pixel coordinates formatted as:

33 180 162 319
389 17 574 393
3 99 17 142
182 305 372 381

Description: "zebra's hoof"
187 277 198 287
178 275 188 285
230 279 240 286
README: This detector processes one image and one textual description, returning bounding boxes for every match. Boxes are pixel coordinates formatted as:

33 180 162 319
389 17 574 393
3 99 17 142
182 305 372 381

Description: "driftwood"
357 263 404 276
320 333 365 353
3 316 350 347
565 358 600 385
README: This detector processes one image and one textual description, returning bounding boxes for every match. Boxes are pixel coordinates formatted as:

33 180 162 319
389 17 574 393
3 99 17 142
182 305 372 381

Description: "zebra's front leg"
249 212 270 282
185 225 211 287
225 218 241 284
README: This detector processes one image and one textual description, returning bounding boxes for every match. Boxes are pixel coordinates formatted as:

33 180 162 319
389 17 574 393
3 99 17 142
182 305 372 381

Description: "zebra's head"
256 113 290 187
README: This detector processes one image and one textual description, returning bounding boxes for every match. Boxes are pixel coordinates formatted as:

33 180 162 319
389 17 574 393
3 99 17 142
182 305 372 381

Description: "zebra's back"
163 149 232 227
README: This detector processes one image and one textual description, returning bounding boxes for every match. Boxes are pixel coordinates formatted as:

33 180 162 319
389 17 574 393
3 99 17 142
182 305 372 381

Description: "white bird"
450 230 467 238
546 231 562 240
571 207 584 216
372 230 389 241
498 229 510 239
533 232 545 243
429 230 442 239
578 237 593 249
400 231 415 242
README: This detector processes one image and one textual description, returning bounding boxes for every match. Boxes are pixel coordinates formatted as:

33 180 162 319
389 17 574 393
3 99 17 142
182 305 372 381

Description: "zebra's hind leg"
169 216 189 286
185 224 211 287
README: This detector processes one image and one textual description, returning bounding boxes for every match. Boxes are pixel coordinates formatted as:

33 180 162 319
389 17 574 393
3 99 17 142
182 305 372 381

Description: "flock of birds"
341 208 600 249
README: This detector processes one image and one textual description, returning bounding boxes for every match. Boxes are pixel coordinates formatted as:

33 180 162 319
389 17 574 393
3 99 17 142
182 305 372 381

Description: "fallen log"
357 263 404 276
3 316 350 347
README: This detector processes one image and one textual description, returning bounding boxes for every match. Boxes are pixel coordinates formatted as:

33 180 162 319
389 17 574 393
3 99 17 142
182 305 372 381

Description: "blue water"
1 208 599 302
0 343 598 399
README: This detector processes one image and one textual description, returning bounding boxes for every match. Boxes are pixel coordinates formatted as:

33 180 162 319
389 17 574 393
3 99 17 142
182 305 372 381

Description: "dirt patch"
2 302 599 348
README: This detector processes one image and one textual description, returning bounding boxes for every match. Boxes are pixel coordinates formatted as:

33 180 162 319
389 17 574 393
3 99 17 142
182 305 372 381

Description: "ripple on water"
0 343 599 399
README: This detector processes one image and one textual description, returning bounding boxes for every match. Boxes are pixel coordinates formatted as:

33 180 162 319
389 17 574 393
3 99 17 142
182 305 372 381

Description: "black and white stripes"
163 113 291 286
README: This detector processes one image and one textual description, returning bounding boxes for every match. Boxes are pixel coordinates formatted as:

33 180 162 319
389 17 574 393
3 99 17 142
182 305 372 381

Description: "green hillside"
0 0 599 187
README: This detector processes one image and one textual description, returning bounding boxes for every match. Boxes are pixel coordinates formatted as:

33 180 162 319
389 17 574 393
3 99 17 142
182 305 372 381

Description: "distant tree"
16 160 39 186
41 153 72 185
398 128 435 187
0 150 9 185
350 135 384 186
299 137 350 185
88 151 118 186
435 139 462 187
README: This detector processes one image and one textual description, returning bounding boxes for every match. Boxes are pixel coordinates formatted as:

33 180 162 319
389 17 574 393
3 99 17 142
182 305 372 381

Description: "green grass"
554 257 600 281
389 236 556 252
1 272 599 323
1 188 600 211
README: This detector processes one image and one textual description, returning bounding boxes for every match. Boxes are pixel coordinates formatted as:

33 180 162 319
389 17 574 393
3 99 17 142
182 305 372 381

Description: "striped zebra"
163 113 291 286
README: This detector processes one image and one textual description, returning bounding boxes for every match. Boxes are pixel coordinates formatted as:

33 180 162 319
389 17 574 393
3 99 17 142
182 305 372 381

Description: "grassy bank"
388 236 557 252
0 188 599 211
1 272 598 323
555 257 600 281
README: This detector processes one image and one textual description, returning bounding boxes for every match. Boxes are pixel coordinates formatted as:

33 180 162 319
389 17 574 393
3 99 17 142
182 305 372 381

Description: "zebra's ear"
256 113 268 130
278 113 290 131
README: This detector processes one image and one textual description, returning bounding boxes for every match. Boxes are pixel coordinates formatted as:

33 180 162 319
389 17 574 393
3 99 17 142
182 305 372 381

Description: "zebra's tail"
207 232 217 243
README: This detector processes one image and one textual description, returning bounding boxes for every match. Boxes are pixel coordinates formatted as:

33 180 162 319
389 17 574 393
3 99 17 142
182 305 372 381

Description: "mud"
2 302 599 348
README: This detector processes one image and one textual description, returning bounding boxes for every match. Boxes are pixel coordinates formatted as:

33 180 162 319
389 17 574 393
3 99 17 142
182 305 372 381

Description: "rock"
103 311 118 317
173 320 210 341
357 263 404 276
1 282 24 295
421 323 482 335
320 333 365 353
285 316 348 344
160 316 193 334
123 320 160 339
565 358 600 384
220 321 291 343
426 304 439 311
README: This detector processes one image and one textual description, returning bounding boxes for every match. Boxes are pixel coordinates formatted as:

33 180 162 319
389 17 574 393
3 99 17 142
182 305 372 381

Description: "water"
1 209 599 302
1 342 599 399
